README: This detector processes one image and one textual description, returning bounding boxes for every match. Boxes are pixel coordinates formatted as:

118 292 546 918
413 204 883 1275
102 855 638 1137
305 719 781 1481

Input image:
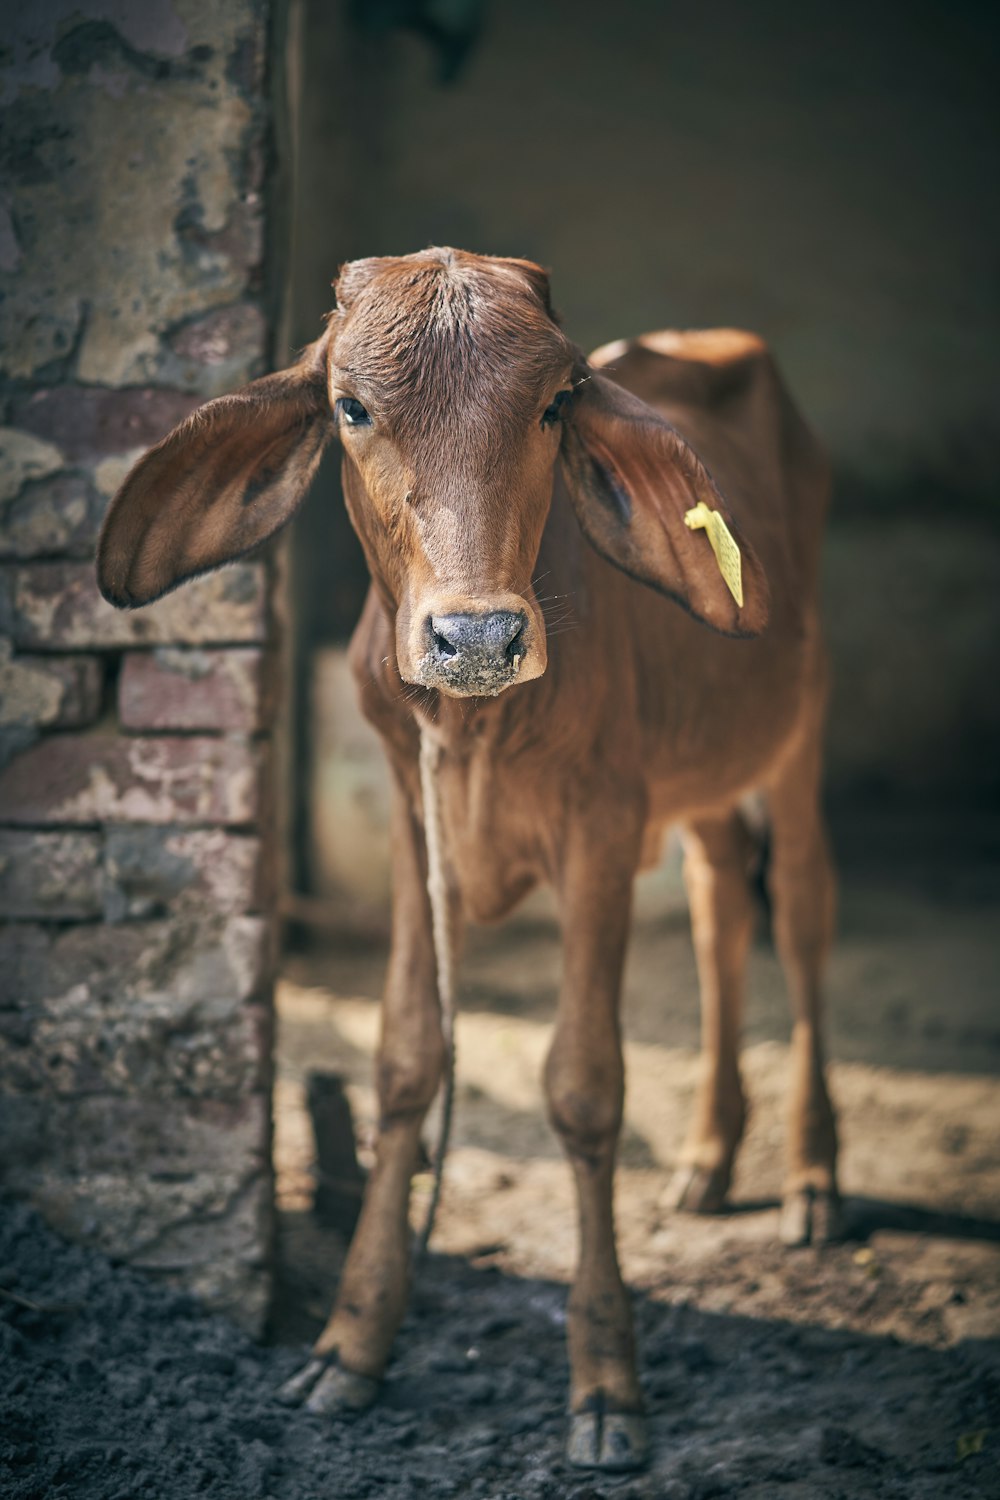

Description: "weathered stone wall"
0 0 281 1333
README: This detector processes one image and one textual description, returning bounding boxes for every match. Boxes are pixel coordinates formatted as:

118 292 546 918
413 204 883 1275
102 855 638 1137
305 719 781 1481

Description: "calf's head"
98 248 768 697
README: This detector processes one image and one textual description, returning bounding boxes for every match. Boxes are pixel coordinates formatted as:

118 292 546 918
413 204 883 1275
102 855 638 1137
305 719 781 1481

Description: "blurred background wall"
0 0 288 1332
284 0 1000 910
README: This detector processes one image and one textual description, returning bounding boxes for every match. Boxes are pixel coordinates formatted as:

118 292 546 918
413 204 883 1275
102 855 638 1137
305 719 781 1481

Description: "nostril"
505 623 526 664
432 629 458 658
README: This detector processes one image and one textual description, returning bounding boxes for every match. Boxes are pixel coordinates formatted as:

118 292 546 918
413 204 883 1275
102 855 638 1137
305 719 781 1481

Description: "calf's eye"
336 397 371 427
541 389 573 429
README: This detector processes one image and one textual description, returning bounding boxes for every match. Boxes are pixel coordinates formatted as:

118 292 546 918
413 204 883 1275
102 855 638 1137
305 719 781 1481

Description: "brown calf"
98 248 839 1472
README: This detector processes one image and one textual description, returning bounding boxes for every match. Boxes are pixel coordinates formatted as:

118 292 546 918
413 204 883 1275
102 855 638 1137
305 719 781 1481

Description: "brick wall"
0 1 282 1333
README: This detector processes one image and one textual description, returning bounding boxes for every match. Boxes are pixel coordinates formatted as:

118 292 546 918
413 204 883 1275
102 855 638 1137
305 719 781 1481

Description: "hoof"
306 1361 378 1415
779 1186 843 1247
665 1162 730 1215
276 1357 327 1407
277 1355 378 1414
567 1408 648 1472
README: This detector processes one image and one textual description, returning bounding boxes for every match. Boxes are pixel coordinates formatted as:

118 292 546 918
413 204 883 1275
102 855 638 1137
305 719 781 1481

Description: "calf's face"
329 253 572 695
97 249 770 689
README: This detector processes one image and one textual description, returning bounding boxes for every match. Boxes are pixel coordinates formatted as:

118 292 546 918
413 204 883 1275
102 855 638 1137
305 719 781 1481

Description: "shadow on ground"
1 1197 998 1500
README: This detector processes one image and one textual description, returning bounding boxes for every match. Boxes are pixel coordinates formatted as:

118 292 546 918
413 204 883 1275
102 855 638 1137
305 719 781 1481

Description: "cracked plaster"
0 0 267 387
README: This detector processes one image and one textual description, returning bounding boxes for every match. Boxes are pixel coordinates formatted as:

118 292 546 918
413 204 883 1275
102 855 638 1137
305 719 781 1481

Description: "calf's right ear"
97 337 332 608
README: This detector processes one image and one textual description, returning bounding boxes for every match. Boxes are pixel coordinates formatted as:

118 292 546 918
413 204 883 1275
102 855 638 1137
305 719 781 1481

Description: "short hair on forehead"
334 247 555 319
330 249 573 441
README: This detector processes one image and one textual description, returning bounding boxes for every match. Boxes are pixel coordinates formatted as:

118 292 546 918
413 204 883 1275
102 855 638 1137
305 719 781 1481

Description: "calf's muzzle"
415 604 539 696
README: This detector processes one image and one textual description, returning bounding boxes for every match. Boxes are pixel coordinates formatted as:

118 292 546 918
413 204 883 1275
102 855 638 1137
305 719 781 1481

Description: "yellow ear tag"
683 501 744 608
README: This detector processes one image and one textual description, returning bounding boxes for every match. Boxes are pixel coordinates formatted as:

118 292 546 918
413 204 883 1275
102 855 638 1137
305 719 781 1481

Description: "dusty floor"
272 801 1000 1495
2 803 997 1499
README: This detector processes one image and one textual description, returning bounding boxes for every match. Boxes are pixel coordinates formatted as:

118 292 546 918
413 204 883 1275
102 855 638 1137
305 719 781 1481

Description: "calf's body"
97 250 839 1472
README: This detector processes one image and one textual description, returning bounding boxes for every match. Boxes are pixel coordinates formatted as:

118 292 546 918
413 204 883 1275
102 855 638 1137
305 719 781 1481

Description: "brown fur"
97 249 839 1469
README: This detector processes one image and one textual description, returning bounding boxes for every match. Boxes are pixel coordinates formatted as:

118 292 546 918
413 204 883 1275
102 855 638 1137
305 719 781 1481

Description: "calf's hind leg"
546 804 647 1472
766 710 840 1246
668 811 755 1214
279 778 448 1412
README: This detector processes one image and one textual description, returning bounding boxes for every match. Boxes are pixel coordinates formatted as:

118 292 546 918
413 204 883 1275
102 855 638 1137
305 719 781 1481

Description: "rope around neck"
415 729 457 1257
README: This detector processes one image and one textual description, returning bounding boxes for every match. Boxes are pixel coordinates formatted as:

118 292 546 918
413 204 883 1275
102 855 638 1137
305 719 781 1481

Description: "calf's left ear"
560 373 770 637
97 338 332 608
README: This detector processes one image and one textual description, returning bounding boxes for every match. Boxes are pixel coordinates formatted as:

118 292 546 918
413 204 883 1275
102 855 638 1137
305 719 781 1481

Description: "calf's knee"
377 1031 446 1125
545 1045 624 1160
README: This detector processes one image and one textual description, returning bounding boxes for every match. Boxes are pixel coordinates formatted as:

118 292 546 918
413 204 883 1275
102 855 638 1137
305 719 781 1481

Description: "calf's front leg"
280 778 448 1413
545 804 647 1472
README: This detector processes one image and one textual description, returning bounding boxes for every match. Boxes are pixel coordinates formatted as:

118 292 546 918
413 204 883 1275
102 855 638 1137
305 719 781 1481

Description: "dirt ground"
2 803 998 1499
272 801 1000 1496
